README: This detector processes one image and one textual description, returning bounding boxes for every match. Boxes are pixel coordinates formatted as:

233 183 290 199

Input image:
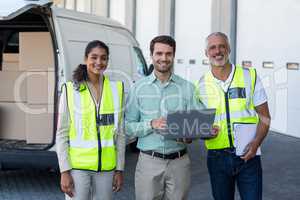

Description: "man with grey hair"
195 32 271 200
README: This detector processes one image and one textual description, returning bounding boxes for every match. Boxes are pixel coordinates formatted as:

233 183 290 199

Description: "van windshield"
133 47 148 76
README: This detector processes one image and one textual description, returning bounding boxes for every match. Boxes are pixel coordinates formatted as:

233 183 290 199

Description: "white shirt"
210 64 267 106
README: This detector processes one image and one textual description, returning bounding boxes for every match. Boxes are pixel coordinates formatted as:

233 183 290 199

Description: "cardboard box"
0 102 54 143
0 102 26 140
26 71 55 104
2 54 20 71
2 53 20 71
25 104 54 144
19 32 54 71
2 62 20 71
0 71 27 102
3 53 19 62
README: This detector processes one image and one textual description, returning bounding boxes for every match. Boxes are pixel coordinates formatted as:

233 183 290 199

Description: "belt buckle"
151 151 155 158
224 148 236 154
230 148 236 154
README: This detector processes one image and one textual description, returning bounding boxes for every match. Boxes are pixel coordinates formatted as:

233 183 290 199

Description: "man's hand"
151 117 167 130
60 171 74 197
241 140 260 162
211 125 220 137
112 171 124 192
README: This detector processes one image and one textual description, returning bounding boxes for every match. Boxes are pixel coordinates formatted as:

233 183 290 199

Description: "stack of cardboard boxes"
0 32 55 144
0 52 27 141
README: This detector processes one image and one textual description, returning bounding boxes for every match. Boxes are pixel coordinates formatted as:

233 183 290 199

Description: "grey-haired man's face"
205 35 231 67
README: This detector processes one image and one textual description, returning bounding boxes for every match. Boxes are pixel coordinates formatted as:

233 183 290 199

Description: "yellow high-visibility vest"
196 65 258 150
66 76 123 171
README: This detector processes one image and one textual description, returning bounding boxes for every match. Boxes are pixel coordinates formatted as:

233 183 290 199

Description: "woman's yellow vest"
196 65 258 150
65 76 123 171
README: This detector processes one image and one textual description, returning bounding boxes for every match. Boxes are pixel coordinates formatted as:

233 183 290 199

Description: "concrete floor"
116 131 300 200
0 132 299 200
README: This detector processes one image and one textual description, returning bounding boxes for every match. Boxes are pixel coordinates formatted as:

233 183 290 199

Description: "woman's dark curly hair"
72 40 109 83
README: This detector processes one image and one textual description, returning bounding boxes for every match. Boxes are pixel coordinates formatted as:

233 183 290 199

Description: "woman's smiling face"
85 47 108 76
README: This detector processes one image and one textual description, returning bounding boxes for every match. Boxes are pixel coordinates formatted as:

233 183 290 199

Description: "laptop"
161 109 216 139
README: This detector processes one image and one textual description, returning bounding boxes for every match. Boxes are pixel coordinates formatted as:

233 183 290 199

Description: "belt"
208 147 236 154
141 149 187 160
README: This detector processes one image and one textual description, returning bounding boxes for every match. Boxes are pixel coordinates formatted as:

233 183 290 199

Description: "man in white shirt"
196 32 271 200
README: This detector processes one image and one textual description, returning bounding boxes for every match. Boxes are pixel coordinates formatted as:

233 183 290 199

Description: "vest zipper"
96 106 102 172
86 81 102 172
224 92 234 148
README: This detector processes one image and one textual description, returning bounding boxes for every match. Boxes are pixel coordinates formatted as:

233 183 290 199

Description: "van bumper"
0 150 58 170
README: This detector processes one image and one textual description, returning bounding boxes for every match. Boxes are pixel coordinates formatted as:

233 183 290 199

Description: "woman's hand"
60 171 74 197
112 170 124 192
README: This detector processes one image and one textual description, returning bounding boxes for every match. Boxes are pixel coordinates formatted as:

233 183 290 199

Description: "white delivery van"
0 0 149 169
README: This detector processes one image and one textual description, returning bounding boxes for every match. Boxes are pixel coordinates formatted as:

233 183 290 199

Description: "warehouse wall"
235 0 300 137
53 0 300 138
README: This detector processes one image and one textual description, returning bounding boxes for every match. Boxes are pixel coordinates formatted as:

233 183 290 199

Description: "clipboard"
233 123 261 156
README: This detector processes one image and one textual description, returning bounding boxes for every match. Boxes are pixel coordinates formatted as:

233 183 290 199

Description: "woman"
56 40 125 200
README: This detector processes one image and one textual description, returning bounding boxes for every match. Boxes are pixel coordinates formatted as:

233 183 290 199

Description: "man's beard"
209 56 229 67
155 62 173 73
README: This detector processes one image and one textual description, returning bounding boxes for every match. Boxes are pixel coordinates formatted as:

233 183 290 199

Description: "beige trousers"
65 170 114 200
135 152 191 200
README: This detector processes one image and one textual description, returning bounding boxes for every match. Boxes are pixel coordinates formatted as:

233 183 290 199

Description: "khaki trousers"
65 170 114 200
135 152 191 200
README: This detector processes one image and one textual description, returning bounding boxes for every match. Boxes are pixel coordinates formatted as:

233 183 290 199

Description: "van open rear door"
0 0 52 20
0 0 58 169
0 0 57 149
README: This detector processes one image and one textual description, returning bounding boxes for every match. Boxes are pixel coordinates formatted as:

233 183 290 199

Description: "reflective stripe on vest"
66 76 123 171
196 65 258 150
111 81 120 134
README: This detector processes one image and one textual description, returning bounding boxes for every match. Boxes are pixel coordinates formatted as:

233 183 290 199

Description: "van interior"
0 9 56 150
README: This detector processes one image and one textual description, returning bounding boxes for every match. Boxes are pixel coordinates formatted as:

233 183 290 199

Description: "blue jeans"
207 149 262 200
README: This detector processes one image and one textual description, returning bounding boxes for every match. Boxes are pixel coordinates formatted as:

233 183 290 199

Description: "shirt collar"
210 64 235 84
147 71 177 84
226 64 235 84
147 72 156 83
